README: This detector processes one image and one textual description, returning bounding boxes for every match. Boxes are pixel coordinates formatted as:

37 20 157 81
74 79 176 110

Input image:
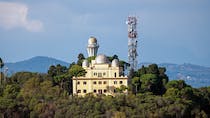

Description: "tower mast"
126 16 138 71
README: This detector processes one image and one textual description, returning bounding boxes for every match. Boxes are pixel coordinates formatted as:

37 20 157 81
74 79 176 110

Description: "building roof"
95 54 109 64
88 37 97 44
111 59 119 67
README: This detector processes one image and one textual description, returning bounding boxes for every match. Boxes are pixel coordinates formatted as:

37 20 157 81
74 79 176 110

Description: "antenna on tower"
126 16 138 72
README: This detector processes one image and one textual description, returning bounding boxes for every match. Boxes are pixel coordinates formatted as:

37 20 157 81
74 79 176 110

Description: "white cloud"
0 2 43 32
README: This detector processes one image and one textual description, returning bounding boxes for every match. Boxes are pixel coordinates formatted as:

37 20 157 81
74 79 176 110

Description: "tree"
47 64 72 94
115 85 128 93
48 65 57 77
166 80 188 90
78 53 85 61
69 62 76 69
147 64 159 74
107 55 119 62
164 80 194 100
53 73 72 93
112 55 119 60
132 64 169 95
138 65 146 75
56 64 68 75
158 67 168 87
48 64 68 85
48 64 67 78
69 65 86 78
3 84 20 99
0 58 4 85
9 72 40 85
77 53 85 66
140 74 160 94
132 77 141 94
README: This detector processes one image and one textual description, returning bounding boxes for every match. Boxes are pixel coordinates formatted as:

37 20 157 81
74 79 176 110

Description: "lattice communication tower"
126 16 138 71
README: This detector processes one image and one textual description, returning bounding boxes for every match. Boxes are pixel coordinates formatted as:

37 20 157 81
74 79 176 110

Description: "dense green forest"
0 55 210 118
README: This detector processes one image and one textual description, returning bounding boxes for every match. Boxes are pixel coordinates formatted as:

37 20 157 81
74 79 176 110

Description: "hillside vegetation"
0 55 210 117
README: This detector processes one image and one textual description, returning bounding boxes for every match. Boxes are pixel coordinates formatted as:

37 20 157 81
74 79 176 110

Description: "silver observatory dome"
95 54 109 64
111 59 119 67
88 37 97 45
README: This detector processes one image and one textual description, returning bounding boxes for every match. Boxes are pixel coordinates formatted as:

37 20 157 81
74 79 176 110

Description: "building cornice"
72 77 128 80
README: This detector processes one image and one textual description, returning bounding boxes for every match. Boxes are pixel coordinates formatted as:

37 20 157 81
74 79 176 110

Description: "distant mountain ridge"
3 56 210 88
162 63 210 88
4 56 69 75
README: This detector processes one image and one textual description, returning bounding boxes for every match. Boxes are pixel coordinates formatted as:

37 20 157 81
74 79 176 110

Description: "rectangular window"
98 73 102 77
104 89 107 93
94 72 97 76
98 89 102 94
120 81 123 84
77 90 81 93
83 81 87 85
93 81 97 84
98 81 102 84
103 72 106 76
114 81 117 84
103 81 107 84
94 89 97 93
77 81 80 85
83 89 87 93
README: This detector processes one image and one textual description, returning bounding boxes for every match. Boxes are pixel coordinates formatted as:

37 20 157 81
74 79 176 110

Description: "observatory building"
72 37 128 96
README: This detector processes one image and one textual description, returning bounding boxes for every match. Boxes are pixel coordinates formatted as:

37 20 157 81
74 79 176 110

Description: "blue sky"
0 0 210 67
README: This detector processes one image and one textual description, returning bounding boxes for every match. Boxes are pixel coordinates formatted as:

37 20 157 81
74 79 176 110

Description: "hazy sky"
0 0 210 67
